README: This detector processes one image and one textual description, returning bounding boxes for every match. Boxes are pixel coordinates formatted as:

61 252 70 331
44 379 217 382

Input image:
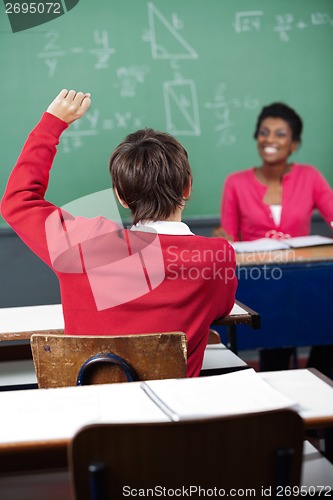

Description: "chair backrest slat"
30 332 187 388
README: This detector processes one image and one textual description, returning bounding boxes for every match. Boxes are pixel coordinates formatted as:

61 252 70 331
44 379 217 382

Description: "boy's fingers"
48 88 91 122
59 89 68 98
74 91 85 104
73 91 91 113
80 95 91 114
67 89 77 100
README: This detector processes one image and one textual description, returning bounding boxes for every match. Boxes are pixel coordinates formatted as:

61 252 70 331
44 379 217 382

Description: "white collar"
130 220 194 235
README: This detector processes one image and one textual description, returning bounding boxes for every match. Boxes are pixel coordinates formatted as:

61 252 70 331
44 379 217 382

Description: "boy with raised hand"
1 89 237 377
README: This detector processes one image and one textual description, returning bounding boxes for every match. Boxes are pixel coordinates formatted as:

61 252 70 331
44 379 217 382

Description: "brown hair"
109 128 192 225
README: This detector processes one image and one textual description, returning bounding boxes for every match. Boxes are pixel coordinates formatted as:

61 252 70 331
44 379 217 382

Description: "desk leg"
227 325 238 355
324 427 333 464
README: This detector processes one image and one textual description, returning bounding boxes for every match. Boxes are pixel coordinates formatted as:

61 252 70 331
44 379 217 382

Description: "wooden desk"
213 300 260 353
236 243 333 266
0 302 256 390
234 244 333 350
0 300 260 357
0 368 332 473
0 343 249 391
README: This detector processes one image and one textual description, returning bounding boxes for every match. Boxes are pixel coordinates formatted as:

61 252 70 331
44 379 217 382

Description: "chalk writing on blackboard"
38 29 115 77
89 29 116 70
38 30 65 78
146 2 198 60
234 11 333 43
114 65 150 98
234 11 263 33
205 83 260 147
62 110 99 153
274 14 306 42
311 12 333 26
61 109 144 153
164 79 200 136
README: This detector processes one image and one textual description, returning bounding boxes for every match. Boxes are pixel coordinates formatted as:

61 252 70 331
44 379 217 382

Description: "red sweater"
1 113 237 377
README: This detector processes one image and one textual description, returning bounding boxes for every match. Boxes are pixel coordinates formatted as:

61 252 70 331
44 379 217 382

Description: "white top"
270 204 282 226
130 220 194 235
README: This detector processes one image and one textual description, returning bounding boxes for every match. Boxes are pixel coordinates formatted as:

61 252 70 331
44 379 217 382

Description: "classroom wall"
1 0 333 223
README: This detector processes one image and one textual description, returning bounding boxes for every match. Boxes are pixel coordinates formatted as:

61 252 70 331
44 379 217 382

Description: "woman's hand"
211 226 234 241
47 89 91 124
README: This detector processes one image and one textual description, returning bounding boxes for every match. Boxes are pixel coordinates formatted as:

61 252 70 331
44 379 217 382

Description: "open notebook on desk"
0 369 297 445
141 368 296 421
1 369 333 447
231 235 333 253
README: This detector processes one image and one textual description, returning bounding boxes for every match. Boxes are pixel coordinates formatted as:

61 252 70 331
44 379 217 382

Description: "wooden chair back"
68 409 303 500
208 328 221 344
30 332 187 388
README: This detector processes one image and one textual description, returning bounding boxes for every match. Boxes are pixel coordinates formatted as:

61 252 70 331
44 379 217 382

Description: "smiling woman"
213 103 333 376
213 103 333 242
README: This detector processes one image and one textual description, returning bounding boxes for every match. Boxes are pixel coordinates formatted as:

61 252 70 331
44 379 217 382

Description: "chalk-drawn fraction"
147 2 198 60
38 31 65 78
311 12 333 26
273 14 294 42
38 29 115 78
164 80 200 136
114 65 150 98
89 30 116 70
205 84 260 147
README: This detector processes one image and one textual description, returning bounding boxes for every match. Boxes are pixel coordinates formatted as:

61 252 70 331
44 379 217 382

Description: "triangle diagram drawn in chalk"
148 3 198 60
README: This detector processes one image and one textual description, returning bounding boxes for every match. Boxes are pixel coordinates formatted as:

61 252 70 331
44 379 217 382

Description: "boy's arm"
0 90 91 266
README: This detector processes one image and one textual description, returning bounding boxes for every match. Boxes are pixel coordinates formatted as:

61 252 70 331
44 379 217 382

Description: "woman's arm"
312 169 333 231
220 175 241 241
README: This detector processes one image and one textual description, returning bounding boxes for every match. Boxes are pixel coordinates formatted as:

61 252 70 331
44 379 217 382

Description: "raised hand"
46 89 91 124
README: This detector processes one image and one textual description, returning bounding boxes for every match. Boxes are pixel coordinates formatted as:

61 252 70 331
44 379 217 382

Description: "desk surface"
237 244 333 266
0 368 332 473
0 343 249 390
0 368 331 445
0 300 260 343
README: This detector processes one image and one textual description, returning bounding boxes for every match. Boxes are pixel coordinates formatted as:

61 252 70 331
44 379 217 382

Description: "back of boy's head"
109 128 192 225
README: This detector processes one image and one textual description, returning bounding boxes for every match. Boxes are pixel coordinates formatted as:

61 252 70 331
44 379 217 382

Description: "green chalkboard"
1 0 333 224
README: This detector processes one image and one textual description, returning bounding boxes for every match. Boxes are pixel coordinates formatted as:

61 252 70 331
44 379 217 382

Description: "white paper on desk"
230 238 290 253
98 383 169 423
0 383 169 445
259 369 333 420
231 235 333 253
230 302 249 316
0 303 64 333
285 235 333 248
1 385 101 443
141 369 296 421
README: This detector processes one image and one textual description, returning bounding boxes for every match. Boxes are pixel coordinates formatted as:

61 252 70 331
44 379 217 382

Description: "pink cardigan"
221 166 333 241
